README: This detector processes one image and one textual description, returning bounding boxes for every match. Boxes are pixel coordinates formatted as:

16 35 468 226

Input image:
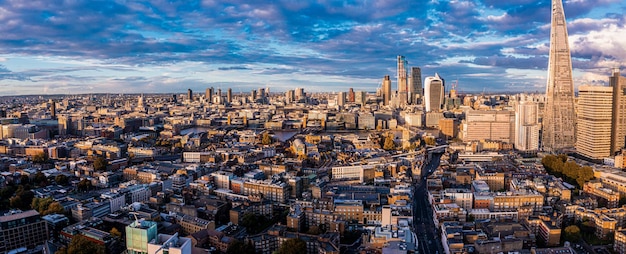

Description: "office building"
463 110 515 144
187 89 193 101
0 210 48 254
576 85 613 160
206 87 214 103
424 73 445 112
337 92 346 107
295 88 305 100
49 99 56 119
126 220 158 254
227 88 232 103
409 67 423 104
515 101 540 151
147 233 192 254
397 55 408 104
348 88 355 102
355 91 367 105
542 0 577 152
611 69 626 154
381 75 392 106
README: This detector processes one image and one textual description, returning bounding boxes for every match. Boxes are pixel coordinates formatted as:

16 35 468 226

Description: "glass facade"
125 220 157 254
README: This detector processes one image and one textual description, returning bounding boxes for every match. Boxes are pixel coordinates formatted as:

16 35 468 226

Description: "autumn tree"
31 197 64 215
383 133 396 151
564 225 581 242
93 157 108 171
55 174 70 185
67 235 105 254
33 152 49 164
110 227 122 238
261 132 272 145
276 238 306 254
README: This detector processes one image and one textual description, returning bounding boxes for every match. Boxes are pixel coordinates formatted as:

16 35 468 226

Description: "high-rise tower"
424 73 444 112
576 85 613 160
409 67 423 104
541 0 576 152
610 69 626 154
397 56 408 104
382 75 392 106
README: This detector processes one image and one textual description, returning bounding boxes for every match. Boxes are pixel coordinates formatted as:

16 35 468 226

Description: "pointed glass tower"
542 0 576 152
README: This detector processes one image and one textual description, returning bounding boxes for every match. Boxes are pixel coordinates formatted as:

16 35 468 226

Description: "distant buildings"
381 75 392 106
611 69 626 155
515 101 540 151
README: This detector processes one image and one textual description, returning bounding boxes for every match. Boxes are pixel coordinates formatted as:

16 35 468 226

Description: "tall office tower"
251 89 257 101
172 94 177 103
397 55 408 104
382 75 392 106
227 88 232 103
409 67 423 104
49 99 56 119
258 88 265 100
356 91 367 105
463 110 515 143
187 89 193 101
541 0 576 152
576 85 613 160
286 90 295 103
337 92 346 107
424 73 445 112
515 101 540 151
206 87 214 104
348 88 355 102
611 69 626 154
295 88 305 100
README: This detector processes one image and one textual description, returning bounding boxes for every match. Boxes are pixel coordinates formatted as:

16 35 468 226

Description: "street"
414 152 445 254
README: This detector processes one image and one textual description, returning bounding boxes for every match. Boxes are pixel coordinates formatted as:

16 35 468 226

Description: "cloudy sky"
0 0 625 95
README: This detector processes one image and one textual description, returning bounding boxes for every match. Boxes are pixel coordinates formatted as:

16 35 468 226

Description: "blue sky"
0 0 625 95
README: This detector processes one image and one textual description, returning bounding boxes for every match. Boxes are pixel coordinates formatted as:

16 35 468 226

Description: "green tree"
276 238 306 254
77 179 93 192
55 174 70 185
33 152 49 164
67 235 105 254
93 157 108 171
564 225 581 242
46 202 65 215
10 186 34 210
226 240 255 254
34 172 48 187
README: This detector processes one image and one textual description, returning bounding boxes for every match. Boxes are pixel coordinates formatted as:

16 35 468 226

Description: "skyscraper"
424 73 444 112
397 56 408 104
576 85 613 160
610 69 626 155
409 67 423 104
187 89 193 101
227 88 232 103
206 87 214 104
515 101 540 151
337 92 346 107
541 0 576 152
382 75 392 106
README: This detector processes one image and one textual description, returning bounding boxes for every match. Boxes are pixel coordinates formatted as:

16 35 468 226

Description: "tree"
564 225 581 242
383 134 396 151
93 157 108 171
110 227 122 238
10 186 34 210
67 235 105 254
276 238 306 254
226 240 255 254
77 179 93 192
55 174 69 186
34 172 48 187
33 152 49 164
261 132 272 145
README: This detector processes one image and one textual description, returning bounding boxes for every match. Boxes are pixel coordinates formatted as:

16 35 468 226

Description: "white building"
424 73 445 112
515 100 540 151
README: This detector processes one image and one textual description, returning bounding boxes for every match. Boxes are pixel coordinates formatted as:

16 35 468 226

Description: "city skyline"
0 0 625 95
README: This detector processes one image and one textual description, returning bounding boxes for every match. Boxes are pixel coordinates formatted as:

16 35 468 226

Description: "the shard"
541 0 576 152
